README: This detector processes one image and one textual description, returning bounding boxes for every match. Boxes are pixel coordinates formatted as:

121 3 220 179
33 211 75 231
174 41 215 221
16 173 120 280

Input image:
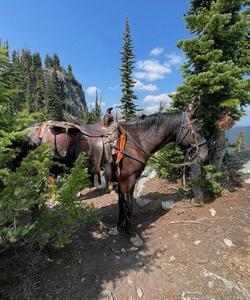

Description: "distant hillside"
226 126 250 147
11 49 87 120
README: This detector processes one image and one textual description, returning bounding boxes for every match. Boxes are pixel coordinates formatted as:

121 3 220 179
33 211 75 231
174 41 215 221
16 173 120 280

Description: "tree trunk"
210 129 227 169
191 163 206 201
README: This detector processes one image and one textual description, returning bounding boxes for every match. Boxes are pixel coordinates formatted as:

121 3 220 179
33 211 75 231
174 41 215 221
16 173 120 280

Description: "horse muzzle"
197 143 208 163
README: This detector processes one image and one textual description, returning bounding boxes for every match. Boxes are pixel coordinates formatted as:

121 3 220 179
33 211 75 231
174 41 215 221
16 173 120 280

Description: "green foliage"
45 70 64 120
32 154 98 249
193 164 223 197
120 18 139 121
45 54 53 68
171 0 250 137
52 53 61 70
150 143 184 181
0 145 97 249
0 39 96 252
0 42 19 128
0 145 53 246
94 90 102 121
82 92 102 124
0 40 84 120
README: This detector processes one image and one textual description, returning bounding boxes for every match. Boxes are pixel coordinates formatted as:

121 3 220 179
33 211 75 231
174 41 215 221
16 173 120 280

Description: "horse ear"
187 104 198 118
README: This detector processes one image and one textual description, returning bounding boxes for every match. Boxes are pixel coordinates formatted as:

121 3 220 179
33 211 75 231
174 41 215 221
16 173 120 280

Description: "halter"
176 112 206 156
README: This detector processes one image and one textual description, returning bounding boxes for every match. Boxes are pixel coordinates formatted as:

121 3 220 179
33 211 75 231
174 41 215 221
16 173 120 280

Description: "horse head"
176 108 208 163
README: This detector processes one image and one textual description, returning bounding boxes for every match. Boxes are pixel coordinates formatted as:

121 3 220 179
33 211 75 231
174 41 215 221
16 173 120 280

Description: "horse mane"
122 112 182 134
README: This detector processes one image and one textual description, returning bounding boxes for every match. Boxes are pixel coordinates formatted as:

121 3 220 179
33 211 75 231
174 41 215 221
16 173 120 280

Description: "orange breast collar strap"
115 126 127 164
37 123 47 139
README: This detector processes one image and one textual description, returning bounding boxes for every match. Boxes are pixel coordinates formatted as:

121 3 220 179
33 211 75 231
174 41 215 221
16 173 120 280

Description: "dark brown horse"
21 110 207 246
113 109 207 246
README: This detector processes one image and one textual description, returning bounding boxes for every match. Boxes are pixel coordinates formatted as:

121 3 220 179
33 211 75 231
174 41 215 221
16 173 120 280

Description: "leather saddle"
38 115 119 189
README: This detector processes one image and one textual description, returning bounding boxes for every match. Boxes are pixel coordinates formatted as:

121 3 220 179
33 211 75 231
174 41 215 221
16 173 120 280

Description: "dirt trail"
21 178 250 300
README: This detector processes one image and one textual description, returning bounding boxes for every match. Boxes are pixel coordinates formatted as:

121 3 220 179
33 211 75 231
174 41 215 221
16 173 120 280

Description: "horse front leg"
117 181 143 247
117 188 125 231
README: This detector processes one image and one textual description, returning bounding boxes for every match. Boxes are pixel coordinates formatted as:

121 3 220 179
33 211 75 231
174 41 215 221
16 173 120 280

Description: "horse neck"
126 113 181 155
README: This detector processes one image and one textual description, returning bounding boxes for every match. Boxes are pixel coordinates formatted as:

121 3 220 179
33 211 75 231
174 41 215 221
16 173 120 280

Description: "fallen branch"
169 220 203 224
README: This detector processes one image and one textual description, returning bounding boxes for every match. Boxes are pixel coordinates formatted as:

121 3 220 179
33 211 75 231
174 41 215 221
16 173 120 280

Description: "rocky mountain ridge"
44 68 87 119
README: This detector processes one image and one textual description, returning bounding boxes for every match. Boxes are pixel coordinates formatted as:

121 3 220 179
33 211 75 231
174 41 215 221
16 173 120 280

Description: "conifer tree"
32 52 42 70
94 90 101 121
45 70 64 120
24 76 34 112
21 49 32 73
30 53 45 111
45 54 53 68
0 43 18 127
172 0 250 167
120 18 138 121
53 53 60 70
66 64 77 83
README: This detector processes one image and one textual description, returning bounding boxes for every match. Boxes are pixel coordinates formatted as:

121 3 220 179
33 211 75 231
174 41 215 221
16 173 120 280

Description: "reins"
113 112 206 168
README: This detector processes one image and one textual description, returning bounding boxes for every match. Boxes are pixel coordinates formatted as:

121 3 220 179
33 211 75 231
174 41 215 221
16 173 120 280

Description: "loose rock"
98 290 114 300
136 197 152 207
223 238 235 248
194 240 201 246
209 208 216 217
136 288 143 298
161 200 173 210
169 255 176 262
130 247 139 252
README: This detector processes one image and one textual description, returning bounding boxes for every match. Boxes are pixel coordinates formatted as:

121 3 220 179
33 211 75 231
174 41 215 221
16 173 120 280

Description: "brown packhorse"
22 109 207 246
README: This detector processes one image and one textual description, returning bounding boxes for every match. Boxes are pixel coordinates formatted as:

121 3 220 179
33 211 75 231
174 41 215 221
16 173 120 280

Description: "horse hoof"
129 234 144 247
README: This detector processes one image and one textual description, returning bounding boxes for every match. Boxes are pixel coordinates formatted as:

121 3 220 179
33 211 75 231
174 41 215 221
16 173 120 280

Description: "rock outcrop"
44 68 87 120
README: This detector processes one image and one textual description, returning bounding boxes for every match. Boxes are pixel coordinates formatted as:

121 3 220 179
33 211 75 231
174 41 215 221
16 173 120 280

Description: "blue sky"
0 0 249 126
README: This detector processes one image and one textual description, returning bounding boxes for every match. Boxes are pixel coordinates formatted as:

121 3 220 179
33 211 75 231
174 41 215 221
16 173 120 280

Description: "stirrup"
93 168 107 189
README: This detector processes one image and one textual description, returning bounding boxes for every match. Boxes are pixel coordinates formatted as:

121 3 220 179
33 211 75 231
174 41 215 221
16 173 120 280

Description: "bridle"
113 111 207 167
176 111 207 158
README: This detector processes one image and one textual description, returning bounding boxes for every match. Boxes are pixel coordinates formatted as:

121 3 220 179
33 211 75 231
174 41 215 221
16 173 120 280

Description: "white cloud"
86 86 101 95
111 103 121 108
150 47 164 56
108 85 118 90
144 93 172 104
144 104 162 114
165 53 183 65
144 93 172 115
135 59 171 82
134 80 158 92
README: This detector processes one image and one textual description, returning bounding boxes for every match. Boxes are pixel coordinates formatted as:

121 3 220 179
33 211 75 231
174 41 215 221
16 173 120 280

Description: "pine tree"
235 131 247 152
120 18 138 121
24 76 34 112
45 70 64 120
66 64 77 84
171 0 250 167
67 64 73 79
53 53 60 70
0 43 18 128
31 53 44 111
32 52 42 70
34 73 45 111
45 54 53 68
94 90 101 121
21 49 32 74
